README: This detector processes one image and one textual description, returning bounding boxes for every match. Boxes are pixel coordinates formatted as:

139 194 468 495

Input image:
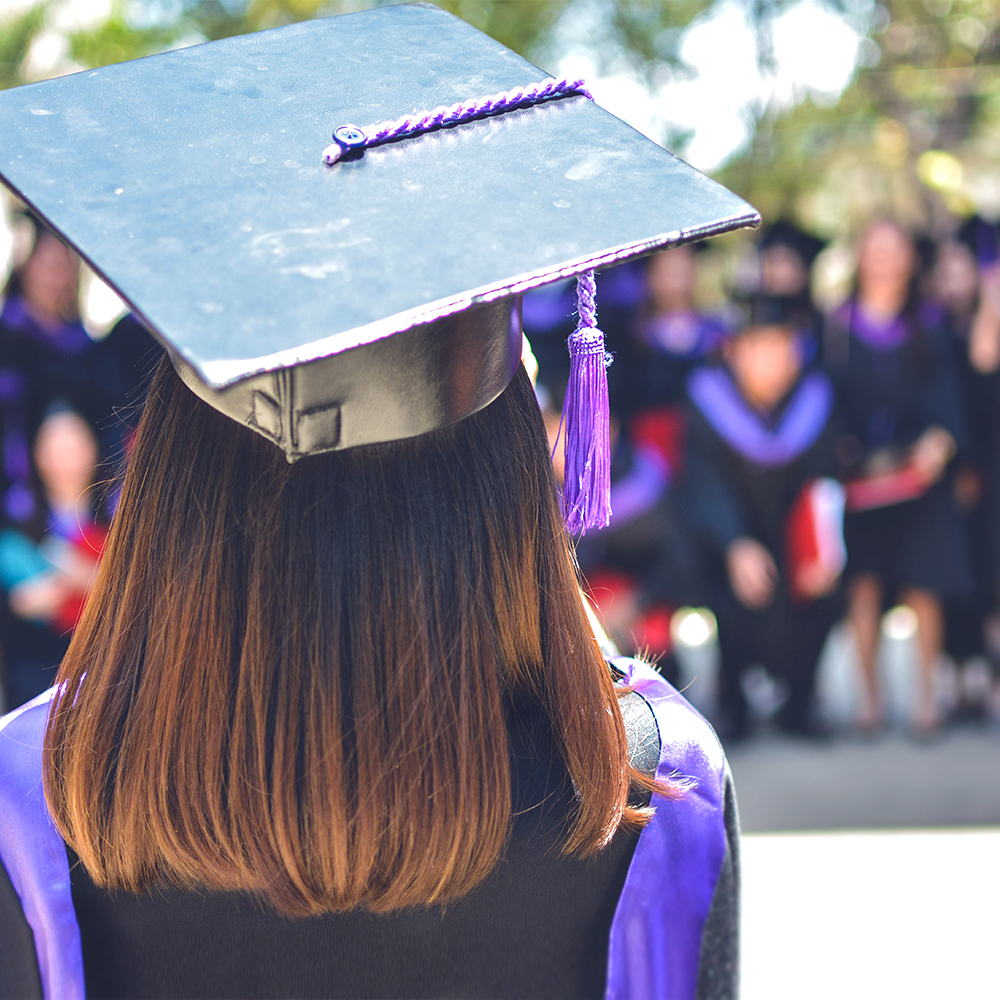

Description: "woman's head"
6 216 81 323
647 245 697 313
761 243 808 298
33 405 100 507
45 358 650 915
933 239 979 316
856 220 916 303
725 323 801 412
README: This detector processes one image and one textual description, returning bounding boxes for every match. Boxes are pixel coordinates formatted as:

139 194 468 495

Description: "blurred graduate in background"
825 220 971 734
757 220 826 338
0 400 107 709
931 217 1000 717
683 294 845 740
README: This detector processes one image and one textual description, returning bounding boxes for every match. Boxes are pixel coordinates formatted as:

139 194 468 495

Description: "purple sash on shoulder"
0 667 729 1000
688 365 833 467
605 657 729 1000
833 300 909 352
0 688 85 1000
642 311 727 358
0 295 94 356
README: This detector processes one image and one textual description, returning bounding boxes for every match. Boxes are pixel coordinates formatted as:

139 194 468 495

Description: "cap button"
333 125 367 149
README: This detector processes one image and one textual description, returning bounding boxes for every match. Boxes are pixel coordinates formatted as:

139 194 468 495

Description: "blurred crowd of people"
4 199 1000 745
0 208 161 710
527 214 1000 741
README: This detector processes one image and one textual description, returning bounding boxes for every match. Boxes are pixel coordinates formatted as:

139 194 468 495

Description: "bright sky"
6 0 864 173
555 0 863 172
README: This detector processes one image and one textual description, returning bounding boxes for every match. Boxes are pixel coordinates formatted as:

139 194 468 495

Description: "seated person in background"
0 402 107 709
683 295 845 740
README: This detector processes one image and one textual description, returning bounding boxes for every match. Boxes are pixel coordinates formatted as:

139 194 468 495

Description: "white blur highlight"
671 607 718 649
742 828 1000 999
80 269 126 339
555 0 862 171
882 604 919 641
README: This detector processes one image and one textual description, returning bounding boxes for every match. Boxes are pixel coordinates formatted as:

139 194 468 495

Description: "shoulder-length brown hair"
44 359 657 916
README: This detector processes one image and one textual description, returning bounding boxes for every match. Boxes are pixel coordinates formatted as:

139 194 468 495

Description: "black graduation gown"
575 436 701 610
941 310 1000 660
682 365 844 734
824 300 972 597
0 679 740 1000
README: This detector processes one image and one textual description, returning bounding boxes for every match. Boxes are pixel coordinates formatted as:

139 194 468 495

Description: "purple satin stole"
605 657 729 1000
642 311 728 358
688 365 833 467
0 688 84 1000
0 296 93 357
0 665 729 1000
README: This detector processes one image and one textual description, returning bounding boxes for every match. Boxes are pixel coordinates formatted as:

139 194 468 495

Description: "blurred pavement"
729 727 1000 832
714 622 1000 1000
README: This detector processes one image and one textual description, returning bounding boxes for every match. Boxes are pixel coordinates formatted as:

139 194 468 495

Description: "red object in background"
629 406 686 474
785 478 846 603
638 605 674 657
52 523 109 635
843 462 929 512
585 567 674 658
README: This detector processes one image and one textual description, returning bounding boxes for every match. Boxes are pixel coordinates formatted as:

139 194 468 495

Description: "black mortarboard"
758 220 825 267
0 2 757 514
956 215 1000 268
743 293 798 329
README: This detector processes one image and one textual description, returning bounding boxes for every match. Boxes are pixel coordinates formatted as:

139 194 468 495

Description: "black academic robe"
941 309 1000 660
682 364 844 735
0 663 739 1000
824 300 972 597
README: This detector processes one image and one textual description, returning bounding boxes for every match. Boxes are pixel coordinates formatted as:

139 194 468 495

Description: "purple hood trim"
605 658 729 1000
688 365 833 467
0 666 729 1000
834 300 909 351
521 280 575 333
642 311 727 358
601 443 669 530
0 688 84 1000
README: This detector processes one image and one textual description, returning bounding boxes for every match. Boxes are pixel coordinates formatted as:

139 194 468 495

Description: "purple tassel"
561 270 612 534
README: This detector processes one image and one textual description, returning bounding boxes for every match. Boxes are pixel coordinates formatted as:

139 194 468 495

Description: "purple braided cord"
323 75 592 164
576 268 599 330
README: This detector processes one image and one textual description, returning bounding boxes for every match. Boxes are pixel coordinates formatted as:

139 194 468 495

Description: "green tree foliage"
6 0 996 235
0 0 578 83
0 4 47 90
717 0 1000 237
1 0 720 88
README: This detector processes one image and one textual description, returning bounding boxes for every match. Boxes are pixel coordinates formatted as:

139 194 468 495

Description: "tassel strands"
561 270 612 534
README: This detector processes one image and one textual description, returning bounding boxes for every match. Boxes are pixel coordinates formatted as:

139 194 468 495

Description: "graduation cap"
956 215 999 269
758 220 825 267
743 293 798 329
0 2 758 530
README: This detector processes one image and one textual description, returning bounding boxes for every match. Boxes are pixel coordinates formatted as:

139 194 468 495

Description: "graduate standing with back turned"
0 6 759 997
